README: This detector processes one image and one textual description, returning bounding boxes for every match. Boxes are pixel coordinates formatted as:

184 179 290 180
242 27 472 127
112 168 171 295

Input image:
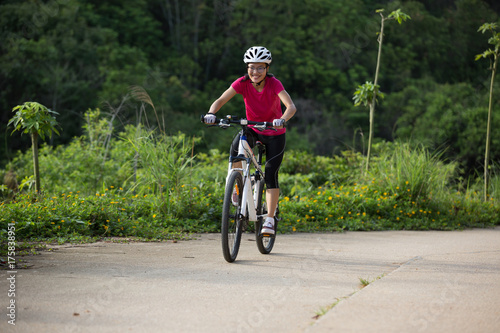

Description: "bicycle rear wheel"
221 171 244 262
255 180 277 254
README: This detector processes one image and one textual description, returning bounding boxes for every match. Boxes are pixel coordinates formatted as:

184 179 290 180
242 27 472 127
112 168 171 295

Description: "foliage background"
1 0 500 178
1 0 500 242
1 109 499 241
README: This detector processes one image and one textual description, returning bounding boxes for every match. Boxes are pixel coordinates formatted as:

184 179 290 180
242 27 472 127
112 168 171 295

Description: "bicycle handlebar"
200 114 277 131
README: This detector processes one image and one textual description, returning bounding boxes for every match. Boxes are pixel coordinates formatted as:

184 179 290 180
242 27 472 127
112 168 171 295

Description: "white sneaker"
261 217 275 235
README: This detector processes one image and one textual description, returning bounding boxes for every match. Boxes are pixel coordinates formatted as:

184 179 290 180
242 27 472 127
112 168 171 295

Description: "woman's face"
247 62 268 83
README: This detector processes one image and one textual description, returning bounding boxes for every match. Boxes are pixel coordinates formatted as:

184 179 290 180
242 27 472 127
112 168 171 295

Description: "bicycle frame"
227 132 264 222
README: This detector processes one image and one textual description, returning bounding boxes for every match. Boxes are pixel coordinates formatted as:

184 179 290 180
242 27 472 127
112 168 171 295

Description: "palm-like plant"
476 23 500 201
353 8 410 175
8 102 60 194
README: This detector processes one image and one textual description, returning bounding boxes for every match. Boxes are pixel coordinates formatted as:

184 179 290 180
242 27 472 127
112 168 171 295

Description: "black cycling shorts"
230 128 286 189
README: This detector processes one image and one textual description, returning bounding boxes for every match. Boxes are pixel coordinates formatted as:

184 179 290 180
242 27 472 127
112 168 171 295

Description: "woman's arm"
278 90 297 122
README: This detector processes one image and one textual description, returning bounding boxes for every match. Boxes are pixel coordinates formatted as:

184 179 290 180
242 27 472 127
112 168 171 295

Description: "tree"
8 102 60 194
353 8 410 175
476 22 500 201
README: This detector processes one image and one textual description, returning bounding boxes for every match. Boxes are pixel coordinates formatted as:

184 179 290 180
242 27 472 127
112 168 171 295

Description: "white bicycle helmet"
243 46 272 64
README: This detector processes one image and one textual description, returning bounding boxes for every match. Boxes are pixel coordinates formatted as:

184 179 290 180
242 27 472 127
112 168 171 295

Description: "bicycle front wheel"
221 171 244 262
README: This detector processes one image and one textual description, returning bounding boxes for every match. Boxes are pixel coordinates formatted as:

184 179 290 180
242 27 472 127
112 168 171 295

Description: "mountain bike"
201 115 279 262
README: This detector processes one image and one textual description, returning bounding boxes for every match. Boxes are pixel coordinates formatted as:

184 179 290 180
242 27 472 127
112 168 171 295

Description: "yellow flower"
292 227 296 232
153 214 157 218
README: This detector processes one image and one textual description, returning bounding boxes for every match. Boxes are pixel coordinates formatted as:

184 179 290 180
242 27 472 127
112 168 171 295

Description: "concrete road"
1 228 499 333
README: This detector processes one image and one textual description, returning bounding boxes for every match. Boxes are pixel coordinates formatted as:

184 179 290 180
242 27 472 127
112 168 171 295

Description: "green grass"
1 116 499 245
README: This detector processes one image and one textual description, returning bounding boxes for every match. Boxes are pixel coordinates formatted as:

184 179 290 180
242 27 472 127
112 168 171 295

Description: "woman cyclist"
204 46 297 235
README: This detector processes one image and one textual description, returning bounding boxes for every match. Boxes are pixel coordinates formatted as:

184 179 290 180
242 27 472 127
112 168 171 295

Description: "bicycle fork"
226 135 263 222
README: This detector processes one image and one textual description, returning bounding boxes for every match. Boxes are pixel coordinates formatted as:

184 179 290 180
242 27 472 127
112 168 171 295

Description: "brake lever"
253 124 277 131
219 119 231 129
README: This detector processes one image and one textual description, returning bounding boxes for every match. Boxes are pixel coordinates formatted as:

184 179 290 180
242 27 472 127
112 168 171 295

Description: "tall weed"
127 130 196 215
370 141 456 201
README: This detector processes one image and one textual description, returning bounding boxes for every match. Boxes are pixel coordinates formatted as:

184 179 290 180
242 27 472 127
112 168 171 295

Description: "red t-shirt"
231 76 286 136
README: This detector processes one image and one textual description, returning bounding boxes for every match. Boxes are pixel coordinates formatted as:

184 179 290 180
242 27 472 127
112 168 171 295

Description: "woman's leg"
266 188 280 219
260 133 285 229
